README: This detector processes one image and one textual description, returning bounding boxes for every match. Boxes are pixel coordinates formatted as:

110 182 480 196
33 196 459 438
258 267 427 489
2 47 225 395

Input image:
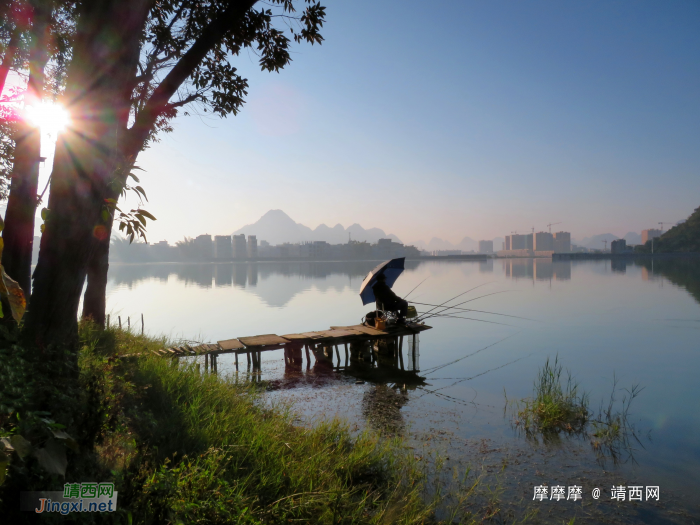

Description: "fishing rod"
403 277 429 300
410 301 535 322
418 290 513 322
415 282 495 320
416 312 513 327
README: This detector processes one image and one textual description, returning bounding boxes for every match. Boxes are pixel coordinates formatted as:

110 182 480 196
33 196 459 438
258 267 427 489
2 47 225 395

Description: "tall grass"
80 323 439 524
513 356 589 435
508 356 645 466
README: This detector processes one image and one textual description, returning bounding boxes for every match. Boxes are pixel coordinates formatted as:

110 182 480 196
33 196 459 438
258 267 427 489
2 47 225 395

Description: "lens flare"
25 101 70 135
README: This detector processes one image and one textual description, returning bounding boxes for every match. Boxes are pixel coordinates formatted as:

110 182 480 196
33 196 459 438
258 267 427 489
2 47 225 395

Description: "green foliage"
513 356 589 435
1 322 441 523
509 357 646 466
636 205 700 253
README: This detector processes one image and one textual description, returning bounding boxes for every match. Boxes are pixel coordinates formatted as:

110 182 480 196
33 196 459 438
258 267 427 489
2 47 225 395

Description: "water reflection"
502 258 571 281
634 258 700 304
263 336 424 433
110 261 422 288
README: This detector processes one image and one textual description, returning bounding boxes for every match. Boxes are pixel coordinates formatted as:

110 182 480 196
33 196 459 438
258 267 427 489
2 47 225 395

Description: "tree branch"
125 0 258 159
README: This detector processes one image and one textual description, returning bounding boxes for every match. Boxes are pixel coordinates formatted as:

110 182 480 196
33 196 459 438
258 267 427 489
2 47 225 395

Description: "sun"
25 101 70 136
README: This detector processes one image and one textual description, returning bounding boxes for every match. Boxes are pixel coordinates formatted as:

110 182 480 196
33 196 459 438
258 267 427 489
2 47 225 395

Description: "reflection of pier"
136 322 431 378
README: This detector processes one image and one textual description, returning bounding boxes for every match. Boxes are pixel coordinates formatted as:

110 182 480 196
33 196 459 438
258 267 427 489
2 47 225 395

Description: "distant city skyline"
10 0 699 246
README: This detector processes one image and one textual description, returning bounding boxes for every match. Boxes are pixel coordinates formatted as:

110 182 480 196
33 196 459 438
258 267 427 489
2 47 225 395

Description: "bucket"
375 317 386 330
407 305 417 319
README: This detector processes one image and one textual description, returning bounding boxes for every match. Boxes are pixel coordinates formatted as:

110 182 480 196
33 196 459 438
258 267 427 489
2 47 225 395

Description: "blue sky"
126 0 700 245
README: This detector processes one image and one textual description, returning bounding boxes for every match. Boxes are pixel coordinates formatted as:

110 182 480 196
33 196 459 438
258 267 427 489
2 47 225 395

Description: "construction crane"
547 222 562 234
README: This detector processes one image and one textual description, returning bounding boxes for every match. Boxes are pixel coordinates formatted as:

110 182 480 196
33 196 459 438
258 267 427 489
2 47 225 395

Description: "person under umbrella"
373 273 408 322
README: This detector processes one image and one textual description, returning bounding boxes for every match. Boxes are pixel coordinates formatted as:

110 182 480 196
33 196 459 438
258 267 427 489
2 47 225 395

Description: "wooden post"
305 344 311 369
247 352 251 365
412 334 417 371
205 353 209 372
344 343 349 367
335 345 341 366
398 336 404 370
106 314 110 328
235 352 239 371
141 313 144 335
127 316 130 330
118 316 122 329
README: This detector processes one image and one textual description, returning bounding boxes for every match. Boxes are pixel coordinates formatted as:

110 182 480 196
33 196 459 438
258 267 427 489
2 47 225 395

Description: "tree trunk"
1 2 50 295
81 0 259 328
22 0 152 350
0 25 21 96
81 220 112 326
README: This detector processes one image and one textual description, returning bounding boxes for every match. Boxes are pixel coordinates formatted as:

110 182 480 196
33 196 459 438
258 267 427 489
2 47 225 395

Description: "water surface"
105 258 700 523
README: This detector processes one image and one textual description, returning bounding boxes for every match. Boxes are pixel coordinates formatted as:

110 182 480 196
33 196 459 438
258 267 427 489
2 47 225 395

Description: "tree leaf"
0 438 12 452
0 266 26 322
10 435 32 459
51 430 79 453
0 450 8 486
138 210 156 221
34 439 67 477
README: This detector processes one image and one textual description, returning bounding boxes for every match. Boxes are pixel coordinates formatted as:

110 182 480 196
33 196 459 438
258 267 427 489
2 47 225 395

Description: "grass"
2 322 445 523
508 356 645 465
511 356 589 436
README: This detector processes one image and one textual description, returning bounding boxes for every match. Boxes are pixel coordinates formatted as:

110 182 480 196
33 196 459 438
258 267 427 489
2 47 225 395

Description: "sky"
21 0 700 245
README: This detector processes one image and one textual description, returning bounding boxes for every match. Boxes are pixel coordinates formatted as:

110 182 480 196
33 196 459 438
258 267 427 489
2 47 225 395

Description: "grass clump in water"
513 356 589 435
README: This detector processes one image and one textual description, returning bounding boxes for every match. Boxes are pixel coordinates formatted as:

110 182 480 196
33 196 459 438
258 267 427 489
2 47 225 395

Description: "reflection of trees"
634 258 700 304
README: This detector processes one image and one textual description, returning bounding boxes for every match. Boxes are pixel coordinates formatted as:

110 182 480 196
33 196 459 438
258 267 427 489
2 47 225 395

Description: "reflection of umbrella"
359 258 405 305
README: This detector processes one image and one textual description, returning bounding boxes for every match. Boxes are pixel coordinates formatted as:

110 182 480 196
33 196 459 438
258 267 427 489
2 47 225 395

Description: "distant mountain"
232 210 402 246
623 232 642 245
574 232 642 249
575 233 620 249
410 235 498 252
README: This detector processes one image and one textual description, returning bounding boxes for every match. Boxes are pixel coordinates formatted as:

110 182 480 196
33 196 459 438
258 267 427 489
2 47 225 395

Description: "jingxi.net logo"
21 482 118 515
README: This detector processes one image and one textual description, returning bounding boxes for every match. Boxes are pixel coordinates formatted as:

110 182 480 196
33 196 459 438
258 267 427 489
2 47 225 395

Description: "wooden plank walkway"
121 321 431 374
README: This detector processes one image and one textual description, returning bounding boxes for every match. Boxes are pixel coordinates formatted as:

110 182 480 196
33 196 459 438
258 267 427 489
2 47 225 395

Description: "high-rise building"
194 234 213 260
641 229 662 245
533 232 554 251
553 231 571 253
232 234 247 259
214 235 232 259
247 235 258 258
504 236 511 250
478 240 493 253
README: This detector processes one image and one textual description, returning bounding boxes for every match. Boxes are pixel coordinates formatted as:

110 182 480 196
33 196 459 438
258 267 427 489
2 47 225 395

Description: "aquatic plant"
513 356 589 435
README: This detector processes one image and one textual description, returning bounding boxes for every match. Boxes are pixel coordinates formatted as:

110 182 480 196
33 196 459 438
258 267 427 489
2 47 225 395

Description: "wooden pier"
136 322 432 375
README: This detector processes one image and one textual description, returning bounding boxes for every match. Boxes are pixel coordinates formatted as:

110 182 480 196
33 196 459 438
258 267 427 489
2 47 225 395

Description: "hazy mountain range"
228 209 651 252
573 232 642 249
232 210 403 246
407 236 505 252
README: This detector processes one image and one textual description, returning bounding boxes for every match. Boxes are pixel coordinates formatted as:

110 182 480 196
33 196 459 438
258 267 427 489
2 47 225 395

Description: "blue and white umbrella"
359 257 405 306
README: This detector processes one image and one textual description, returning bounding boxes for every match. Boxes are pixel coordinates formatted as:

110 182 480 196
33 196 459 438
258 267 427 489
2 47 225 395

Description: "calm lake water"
104 258 700 523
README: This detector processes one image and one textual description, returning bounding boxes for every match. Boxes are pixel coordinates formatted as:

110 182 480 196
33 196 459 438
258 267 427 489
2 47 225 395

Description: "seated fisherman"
372 273 408 322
